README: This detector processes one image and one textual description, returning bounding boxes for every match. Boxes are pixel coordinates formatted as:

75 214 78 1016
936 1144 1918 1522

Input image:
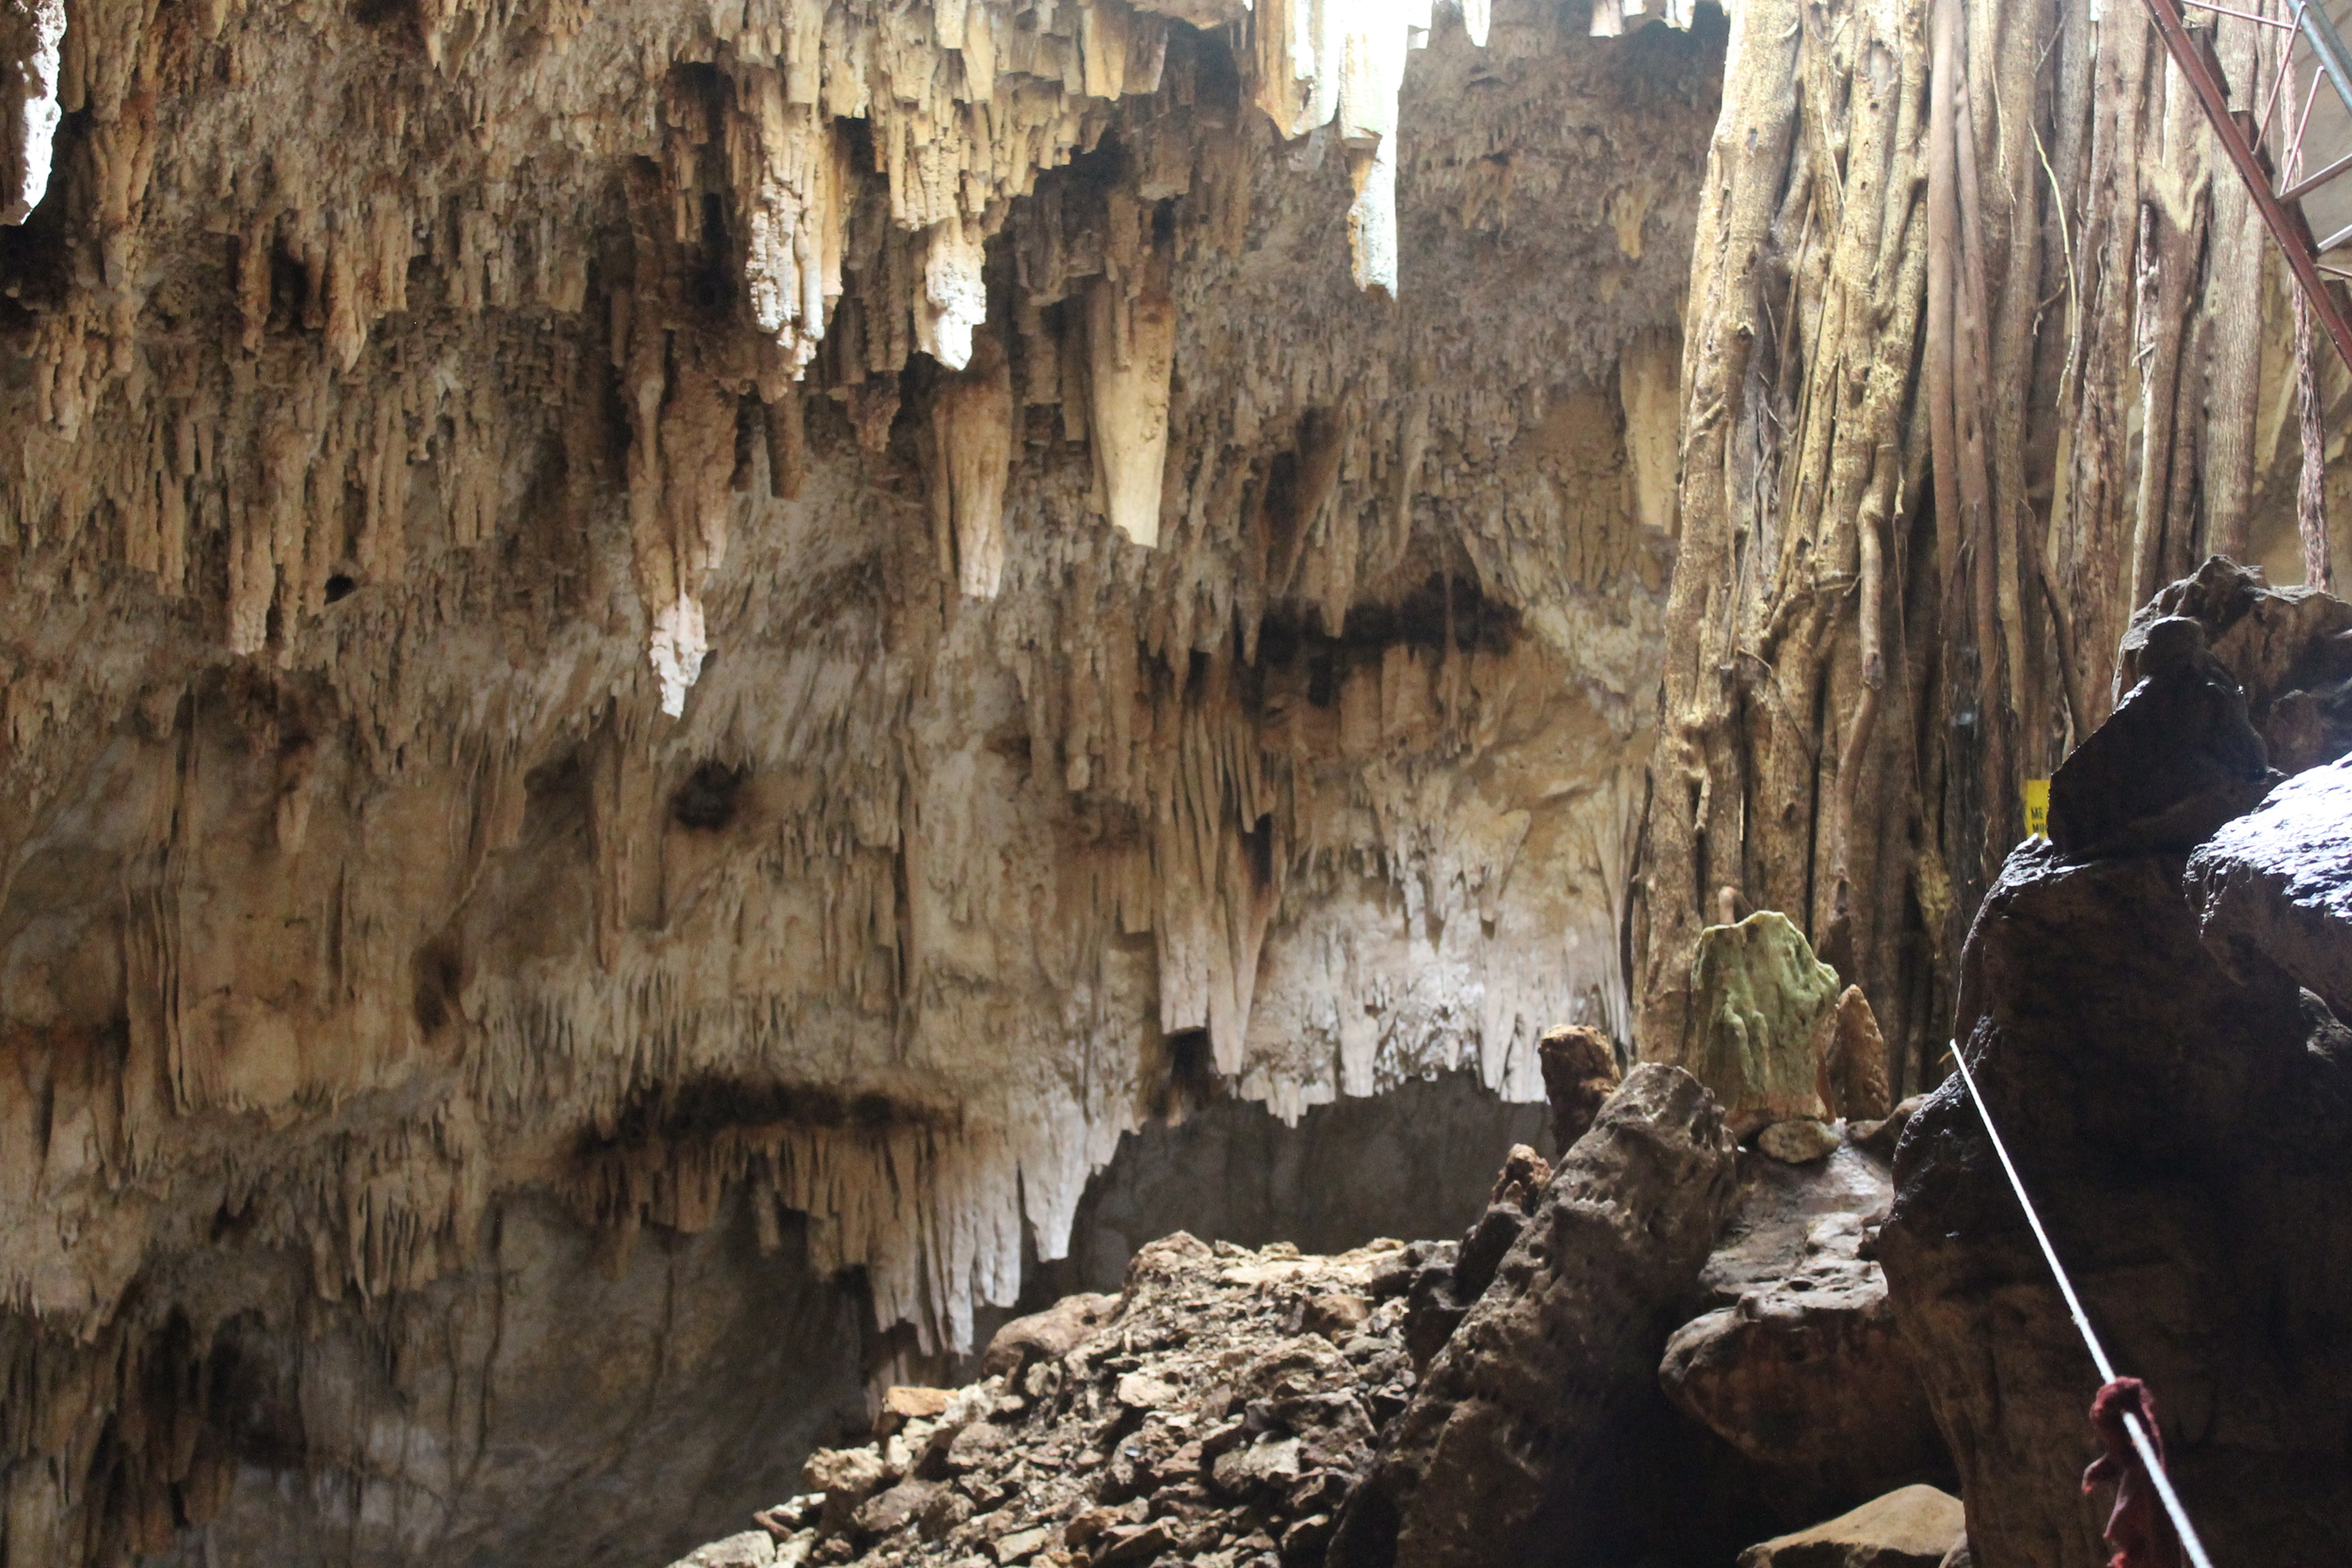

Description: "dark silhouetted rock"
2117 556 2352 772
1879 835 2352 1568
1327 1064 1740 1568
1735 1486 1964 1568
1538 1024 1623 1148
2046 616 2276 857
2186 753 2352 1022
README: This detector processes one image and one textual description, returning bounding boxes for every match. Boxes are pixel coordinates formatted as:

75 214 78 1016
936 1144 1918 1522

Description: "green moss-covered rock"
1685 911 1839 1137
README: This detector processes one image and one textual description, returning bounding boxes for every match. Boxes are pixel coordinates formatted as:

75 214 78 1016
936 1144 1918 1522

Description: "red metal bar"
2142 0 2352 372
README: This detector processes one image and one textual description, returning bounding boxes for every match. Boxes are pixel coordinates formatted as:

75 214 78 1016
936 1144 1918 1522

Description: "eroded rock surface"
1327 1063 1740 1568
1881 839 2352 1568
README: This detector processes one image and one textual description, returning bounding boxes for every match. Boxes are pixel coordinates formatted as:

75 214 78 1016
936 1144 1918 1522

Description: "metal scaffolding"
2143 0 2352 370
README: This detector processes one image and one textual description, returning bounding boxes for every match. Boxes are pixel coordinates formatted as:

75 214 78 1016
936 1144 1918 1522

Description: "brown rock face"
1661 1211 1942 1502
1537 1024 1622 1148
1327 1064 1741 1568
1879 833 2352 1568
1823 987 1891 1124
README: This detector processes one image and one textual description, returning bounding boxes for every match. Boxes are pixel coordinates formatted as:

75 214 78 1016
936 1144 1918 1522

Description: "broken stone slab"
1735 1485 1965 1568
1327 1064 1741 1568
2185 752 2352 1022
666 1530 781 1568
1683 911 1840 1140
1661 1212 1943 1497
2049 615 2278 858
876 1385 954 1433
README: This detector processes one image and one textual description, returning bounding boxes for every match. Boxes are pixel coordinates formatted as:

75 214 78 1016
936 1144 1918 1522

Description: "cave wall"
0 0 1724 1556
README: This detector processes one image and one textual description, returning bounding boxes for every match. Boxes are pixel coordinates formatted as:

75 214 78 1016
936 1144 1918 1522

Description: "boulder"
978 1291 1120 1379
2185 753 2352 1021
2116 555 2352 772
667 1531 780 1568
1735 1486 1964 1568
1665 1139 1946 1516
1879 833 2352 1568
1824 986 1892 1122
1327 1065 1742 1568
2047 615 2277 857
1538 1024 1623 1148
1683 911 1841 1140
1756 1118 1841 1163
1661 1212 1943 1497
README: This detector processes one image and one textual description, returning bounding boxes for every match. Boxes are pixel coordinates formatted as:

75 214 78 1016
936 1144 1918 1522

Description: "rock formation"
0 0 1724 1551
1880 568 2352 1568
1326 1062 1740 1568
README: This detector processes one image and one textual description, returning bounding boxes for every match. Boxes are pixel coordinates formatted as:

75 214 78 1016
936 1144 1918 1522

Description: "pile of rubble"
668 1051 1957 1568
676 1230 1443 1568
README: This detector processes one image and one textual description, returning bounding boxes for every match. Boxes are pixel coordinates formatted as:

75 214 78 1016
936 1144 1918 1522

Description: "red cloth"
2083 1378 2183 1568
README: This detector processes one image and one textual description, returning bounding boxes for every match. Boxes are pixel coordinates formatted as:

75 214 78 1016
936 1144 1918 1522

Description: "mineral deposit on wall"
0 0 1722 1554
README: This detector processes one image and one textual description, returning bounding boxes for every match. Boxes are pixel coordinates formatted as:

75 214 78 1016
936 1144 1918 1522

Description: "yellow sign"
2024 779 2050 840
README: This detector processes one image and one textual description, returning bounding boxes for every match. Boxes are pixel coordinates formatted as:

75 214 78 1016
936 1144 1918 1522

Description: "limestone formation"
1327 1064 1741 1568
1823 987 1891 1125
1536 1022 1622 1148
0 0 1724 1552
1679 911 1841 1143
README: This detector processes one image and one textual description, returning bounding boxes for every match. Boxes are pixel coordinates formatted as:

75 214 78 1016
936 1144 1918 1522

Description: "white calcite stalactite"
916 216 991 372
1 0 63 225
1086 274 1177 548
732 71 850 373
930 334 1016 598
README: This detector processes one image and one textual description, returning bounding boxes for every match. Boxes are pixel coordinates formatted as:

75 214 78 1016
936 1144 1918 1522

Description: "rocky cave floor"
668 1079 1943 1568
659 563 2352 1568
